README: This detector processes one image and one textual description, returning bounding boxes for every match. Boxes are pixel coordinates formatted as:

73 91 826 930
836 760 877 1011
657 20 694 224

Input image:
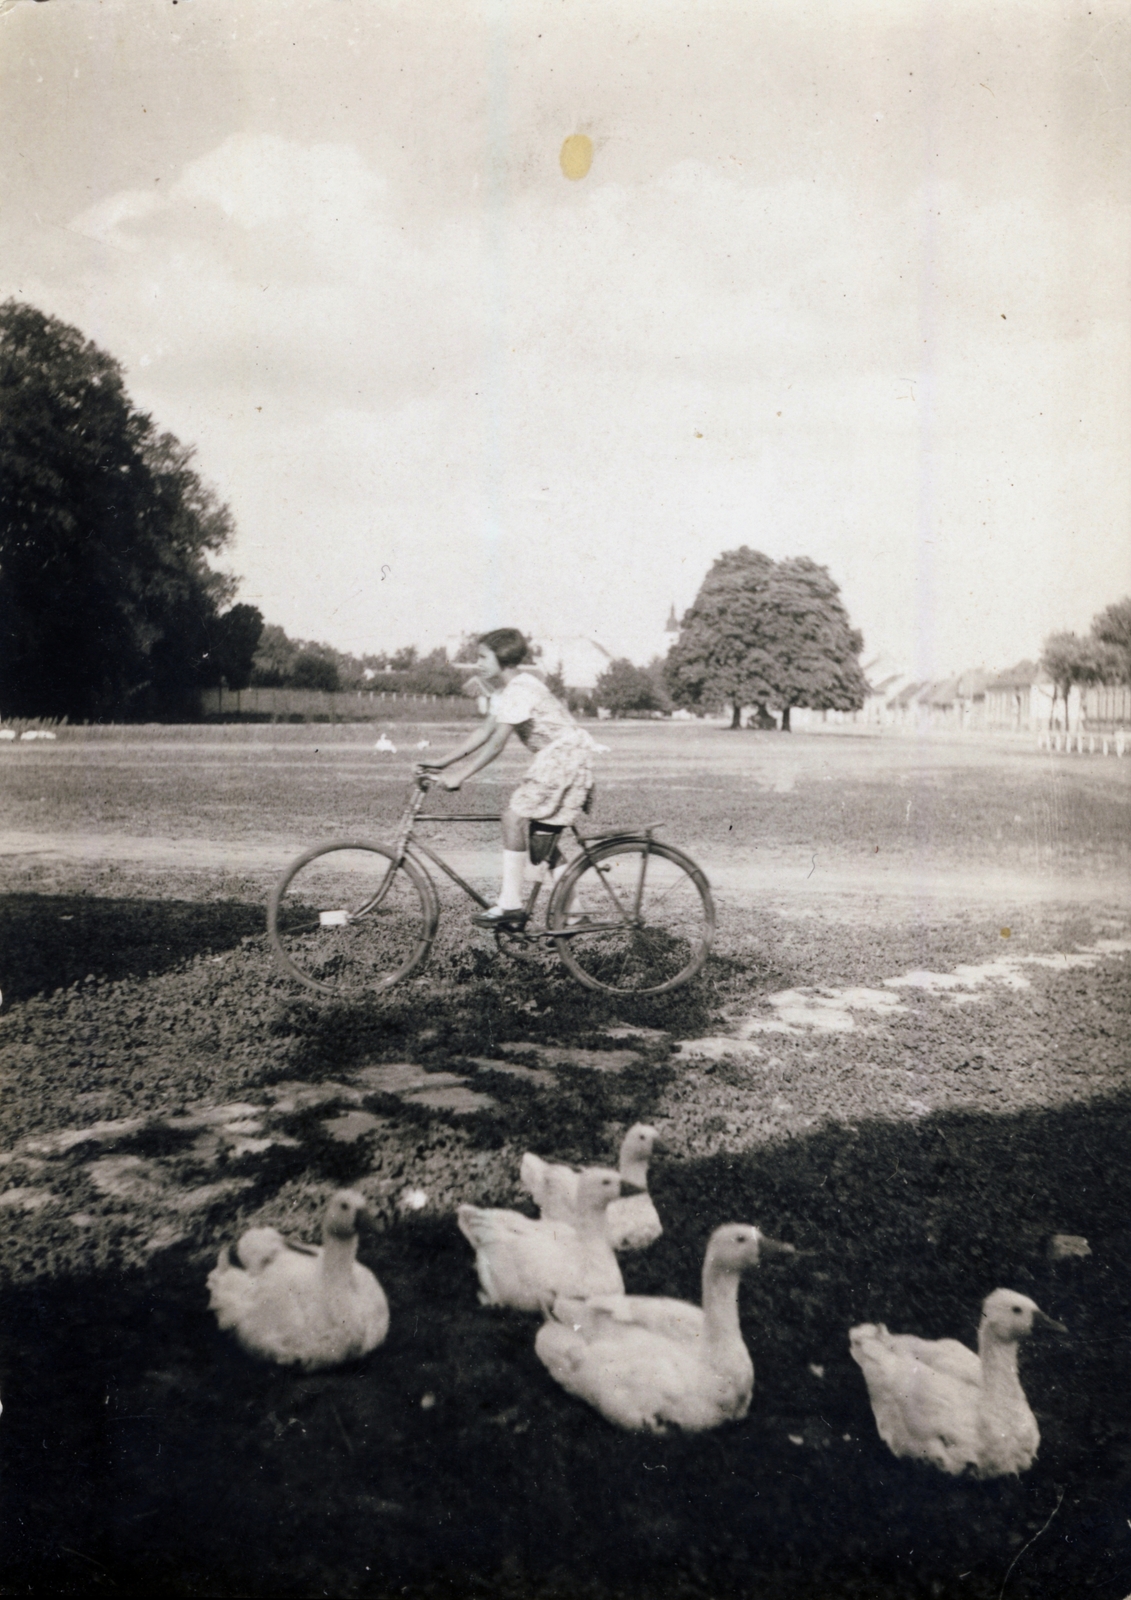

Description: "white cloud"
171 134 387 231
70 189 164 251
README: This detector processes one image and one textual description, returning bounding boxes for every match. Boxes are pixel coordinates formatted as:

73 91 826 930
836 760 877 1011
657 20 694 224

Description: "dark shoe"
472 906 529 930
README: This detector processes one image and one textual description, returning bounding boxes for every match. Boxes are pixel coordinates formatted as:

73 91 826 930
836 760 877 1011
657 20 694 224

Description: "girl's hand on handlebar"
438 772 463 791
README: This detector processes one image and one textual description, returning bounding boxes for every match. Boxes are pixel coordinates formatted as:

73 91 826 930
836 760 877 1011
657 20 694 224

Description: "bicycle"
268 770 715 1000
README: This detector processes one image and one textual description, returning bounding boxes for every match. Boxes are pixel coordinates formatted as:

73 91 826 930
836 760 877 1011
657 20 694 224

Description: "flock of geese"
208 1124 1065 1475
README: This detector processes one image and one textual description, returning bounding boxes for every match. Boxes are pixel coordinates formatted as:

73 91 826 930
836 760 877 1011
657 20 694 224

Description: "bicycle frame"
386 773 657 940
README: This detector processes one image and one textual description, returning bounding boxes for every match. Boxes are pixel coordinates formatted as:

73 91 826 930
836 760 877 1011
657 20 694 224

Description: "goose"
457 1167 628 1311
207 1190 389 1370
521 1124 664 1250
849 1289 1066 1477
535 1223 795 1432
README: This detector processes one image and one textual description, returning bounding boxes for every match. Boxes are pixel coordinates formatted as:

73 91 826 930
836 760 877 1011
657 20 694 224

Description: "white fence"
1037 728 1127 756
198 687 473 720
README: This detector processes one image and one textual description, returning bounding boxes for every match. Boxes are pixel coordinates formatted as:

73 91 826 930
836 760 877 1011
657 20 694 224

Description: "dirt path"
3 827 1128 914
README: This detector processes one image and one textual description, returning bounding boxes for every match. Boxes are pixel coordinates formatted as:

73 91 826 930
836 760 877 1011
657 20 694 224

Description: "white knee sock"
499 849 527 910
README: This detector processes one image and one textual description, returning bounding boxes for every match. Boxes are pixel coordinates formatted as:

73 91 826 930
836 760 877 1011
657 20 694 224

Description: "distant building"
860 653 916 724
446 608 675 691
644 603 680 666
983 662 1057 731
531 635 615 690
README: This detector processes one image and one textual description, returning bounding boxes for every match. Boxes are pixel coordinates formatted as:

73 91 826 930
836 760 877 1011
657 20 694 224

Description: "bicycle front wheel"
269 842 438 998
548 839 715 996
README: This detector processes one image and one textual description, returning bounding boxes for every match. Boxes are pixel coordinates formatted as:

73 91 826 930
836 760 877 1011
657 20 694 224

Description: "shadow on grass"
3 1091 1131 1599
0 894 265 1004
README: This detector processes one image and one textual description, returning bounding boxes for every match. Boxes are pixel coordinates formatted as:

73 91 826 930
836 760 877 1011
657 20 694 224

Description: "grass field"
3 721 1129 873
1 723 1130 1599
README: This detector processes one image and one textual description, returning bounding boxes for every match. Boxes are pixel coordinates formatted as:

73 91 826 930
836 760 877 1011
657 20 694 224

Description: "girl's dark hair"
478 628 529 668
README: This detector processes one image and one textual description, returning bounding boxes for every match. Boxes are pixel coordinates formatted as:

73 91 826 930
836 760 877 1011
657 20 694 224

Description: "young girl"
422 628 599 928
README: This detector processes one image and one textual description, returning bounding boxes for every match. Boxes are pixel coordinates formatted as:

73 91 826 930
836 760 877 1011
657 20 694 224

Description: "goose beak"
619 1180 647 1197
650 1137 668 1155
757 1235 797 1257
355 1206 379 1236
1033 1308 1068 1333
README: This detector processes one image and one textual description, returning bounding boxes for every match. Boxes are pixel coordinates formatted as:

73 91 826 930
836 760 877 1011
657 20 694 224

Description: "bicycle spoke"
550 841 714 996
585 856 631 923
269 844 436 997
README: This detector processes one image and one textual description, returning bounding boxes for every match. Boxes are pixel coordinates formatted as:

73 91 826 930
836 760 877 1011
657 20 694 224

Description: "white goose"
207 1190 389 1370
457 1167 627 1311
535 1223 794 1432
849 1288 1066 1477
521 1123 664 1250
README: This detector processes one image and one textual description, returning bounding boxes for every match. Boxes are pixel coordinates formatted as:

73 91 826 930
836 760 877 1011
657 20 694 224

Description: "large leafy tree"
594 657 665 717
1040 629 1120 726
200 603 264 691
664 547 867 729
0 301 234 719
1091 597 1131 685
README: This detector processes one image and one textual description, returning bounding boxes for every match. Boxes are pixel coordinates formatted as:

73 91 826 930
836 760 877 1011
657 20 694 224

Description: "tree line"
246 629 468 697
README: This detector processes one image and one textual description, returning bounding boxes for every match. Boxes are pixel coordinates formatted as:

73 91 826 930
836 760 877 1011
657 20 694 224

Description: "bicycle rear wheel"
269 842 438 998
548 838 715 996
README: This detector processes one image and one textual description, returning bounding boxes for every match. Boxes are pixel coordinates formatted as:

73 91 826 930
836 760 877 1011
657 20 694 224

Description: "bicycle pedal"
472 907 529 930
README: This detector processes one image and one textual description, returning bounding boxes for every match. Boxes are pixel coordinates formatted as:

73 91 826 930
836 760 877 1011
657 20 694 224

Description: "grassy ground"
1 724 1129 1599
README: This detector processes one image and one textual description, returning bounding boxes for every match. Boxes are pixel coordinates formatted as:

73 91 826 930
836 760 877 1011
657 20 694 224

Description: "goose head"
575 1167 630 1216
236 1226 286 1273
322 1189 377 1243
705 1223 795 1274
979 1288 1066 1343
618 1124 662 1186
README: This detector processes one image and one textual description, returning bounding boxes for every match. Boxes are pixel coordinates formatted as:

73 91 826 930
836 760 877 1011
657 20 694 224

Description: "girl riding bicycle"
421 628 600 929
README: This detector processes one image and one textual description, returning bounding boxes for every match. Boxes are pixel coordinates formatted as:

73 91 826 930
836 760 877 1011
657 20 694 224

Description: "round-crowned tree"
665 547 867 729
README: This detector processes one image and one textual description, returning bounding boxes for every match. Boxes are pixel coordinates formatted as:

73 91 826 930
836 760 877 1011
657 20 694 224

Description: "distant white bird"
536 1223 794 1432
374 734 398 753
457 1167 627 1311
521 1124 663 1250
207 1190 389 1370
849 1288 1066 1477
0 729 15 741
415 739 431 749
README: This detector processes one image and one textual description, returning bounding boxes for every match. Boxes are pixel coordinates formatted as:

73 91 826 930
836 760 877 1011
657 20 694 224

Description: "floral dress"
490 672 599 826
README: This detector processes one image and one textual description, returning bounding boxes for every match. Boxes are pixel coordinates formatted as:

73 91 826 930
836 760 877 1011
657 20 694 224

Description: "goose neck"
573 1206 612 1244
977 1324 1024 1396
700 1261 743 1347
619 1154 650 1188
320 1231 359 1287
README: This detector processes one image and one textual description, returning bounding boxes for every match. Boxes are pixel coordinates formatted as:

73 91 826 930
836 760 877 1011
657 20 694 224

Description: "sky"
2 0 1129 678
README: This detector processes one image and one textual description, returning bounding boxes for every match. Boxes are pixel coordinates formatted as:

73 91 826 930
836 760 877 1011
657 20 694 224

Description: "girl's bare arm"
440 722 511 786
425 718 497 769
